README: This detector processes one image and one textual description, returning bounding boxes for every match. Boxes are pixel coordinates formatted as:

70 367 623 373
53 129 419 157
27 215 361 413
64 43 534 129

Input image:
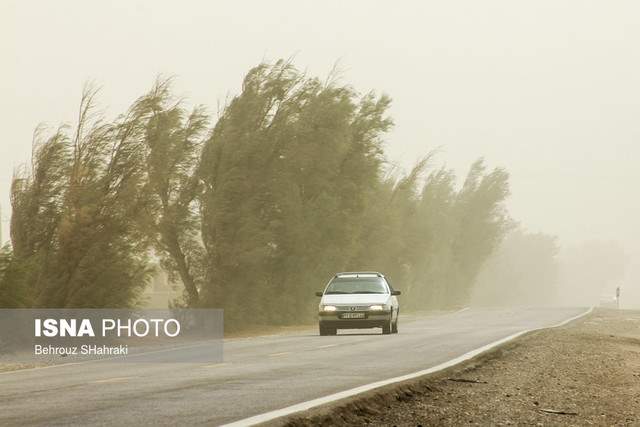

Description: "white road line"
90 376 135 384
268 352 291 357
0 360 87 376
202 363 229 369
316 344 338 349
222 307 593 427
454 307 470 314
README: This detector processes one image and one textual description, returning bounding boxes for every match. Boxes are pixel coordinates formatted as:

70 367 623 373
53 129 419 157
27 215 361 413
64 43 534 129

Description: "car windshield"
325 277 388 294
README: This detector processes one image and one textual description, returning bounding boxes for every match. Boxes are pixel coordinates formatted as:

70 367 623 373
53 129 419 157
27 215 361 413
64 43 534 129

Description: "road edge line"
221 307 593 427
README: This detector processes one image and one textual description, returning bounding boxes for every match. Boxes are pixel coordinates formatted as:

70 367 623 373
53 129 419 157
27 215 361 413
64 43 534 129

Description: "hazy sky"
2 1 639 274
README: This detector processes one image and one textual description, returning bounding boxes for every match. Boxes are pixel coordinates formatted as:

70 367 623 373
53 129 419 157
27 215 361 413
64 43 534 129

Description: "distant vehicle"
315 272 400 336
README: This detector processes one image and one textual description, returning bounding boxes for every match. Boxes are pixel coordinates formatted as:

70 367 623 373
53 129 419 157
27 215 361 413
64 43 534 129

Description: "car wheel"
391 311 400 334
319 325 337 336
382 317 392 335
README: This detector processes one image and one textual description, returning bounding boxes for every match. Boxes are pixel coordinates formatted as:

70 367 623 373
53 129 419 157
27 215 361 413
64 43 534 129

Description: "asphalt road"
0 307 587 426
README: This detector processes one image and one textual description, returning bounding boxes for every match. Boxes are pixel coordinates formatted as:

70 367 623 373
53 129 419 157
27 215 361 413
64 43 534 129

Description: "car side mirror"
391 290 401 296
315 291 323 297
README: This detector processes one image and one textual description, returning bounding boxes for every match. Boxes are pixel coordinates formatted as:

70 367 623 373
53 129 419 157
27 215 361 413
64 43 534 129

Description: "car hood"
321 294 390 305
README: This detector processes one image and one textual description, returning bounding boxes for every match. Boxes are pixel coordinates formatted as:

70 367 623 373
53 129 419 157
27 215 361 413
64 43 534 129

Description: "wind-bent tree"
448 159 511 304
407 167 459 307
199 60 393 324
5 86 153 307
353 158 511 309
137 79 209 306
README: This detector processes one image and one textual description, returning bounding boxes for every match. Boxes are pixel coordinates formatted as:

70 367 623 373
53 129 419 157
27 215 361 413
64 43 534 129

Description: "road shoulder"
276 308 640 426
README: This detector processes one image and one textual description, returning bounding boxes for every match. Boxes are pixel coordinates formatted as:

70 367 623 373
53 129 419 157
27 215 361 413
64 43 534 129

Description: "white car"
316 272 400 335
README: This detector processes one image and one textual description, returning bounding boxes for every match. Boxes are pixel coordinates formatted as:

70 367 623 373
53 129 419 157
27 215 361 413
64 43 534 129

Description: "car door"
385 278 399 319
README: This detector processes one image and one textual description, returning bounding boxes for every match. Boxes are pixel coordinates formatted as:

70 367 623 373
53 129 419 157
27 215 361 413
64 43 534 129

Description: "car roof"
334 271 384 278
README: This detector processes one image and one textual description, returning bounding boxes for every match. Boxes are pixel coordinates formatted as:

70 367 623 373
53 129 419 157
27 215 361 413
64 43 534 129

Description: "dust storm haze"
1 1 638 307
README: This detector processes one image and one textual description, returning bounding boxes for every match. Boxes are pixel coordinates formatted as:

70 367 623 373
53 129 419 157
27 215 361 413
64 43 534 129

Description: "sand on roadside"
281 308 640 426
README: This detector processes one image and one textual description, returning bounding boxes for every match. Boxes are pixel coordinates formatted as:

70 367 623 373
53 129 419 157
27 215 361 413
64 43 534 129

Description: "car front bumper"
319 311 391 329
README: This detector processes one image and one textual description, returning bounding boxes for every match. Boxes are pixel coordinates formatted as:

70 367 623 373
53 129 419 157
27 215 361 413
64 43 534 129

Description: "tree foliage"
1 60 513 328
137 79 209 306
198 61 511 325
2 86 152 307
199 60 394 324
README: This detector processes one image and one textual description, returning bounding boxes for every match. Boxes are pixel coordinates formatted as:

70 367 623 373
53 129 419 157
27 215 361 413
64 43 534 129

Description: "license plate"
340 312 365 319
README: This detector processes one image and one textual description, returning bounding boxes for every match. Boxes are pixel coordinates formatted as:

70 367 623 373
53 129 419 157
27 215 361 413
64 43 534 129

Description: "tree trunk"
164 232 199 306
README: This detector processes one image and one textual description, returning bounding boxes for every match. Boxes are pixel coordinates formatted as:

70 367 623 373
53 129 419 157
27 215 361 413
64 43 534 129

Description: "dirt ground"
281 308 640 426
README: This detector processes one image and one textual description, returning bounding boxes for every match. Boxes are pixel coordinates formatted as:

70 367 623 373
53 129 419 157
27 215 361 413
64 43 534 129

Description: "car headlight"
369 305 384 311
321 305 337 312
